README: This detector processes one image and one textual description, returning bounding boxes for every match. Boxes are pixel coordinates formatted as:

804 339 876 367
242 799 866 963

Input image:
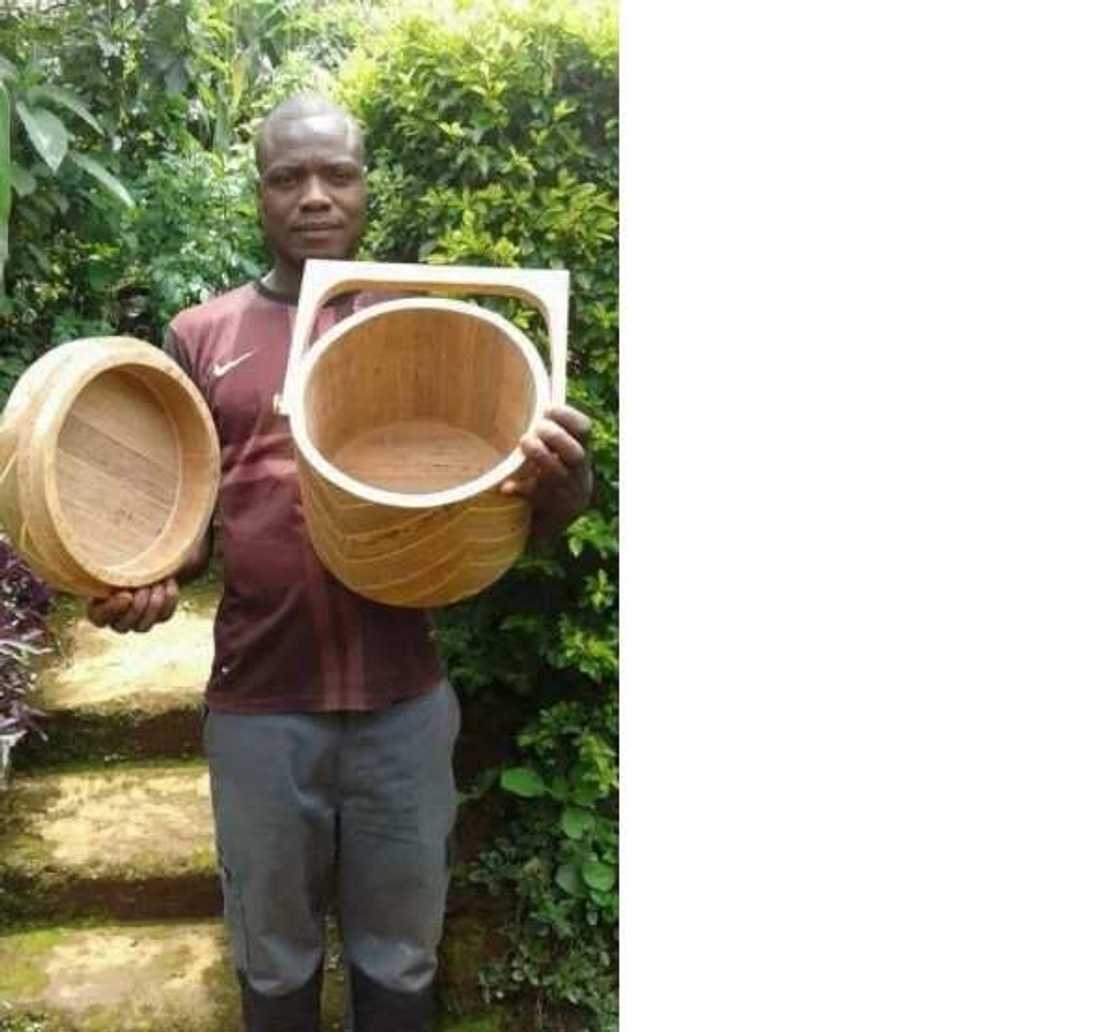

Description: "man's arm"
177 523 214 585
86 522 213 634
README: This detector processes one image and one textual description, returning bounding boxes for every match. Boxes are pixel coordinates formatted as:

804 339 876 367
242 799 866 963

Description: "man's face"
258 112 367 270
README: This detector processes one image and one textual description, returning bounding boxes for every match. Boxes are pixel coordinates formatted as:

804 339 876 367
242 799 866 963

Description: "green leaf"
0 56 15 82
10 161 34 198
555 862 584 896
67 151 134 208
500 766 546 798
561 807 595 840
26 85 103 135
85 259 116 292
571 783 601 807
547 775 570 801
15 103 68 173
581 859 616 892
25 241 49 276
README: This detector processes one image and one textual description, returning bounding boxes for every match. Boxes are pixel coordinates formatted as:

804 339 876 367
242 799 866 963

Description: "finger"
157 578 179 624
113 587 150 633
134 583 166 633
89 591 132 628
533 418 588 469
86 598 111 627
520 431 570 481
544 404 592 442
500 473 538 497
500 457 539 497
500 468 537 495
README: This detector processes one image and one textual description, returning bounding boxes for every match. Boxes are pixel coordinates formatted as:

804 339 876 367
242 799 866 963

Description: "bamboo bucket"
279 259 569 608
0 336 220 597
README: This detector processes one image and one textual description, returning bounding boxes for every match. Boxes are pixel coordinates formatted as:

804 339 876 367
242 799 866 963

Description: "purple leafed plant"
0 536 53 784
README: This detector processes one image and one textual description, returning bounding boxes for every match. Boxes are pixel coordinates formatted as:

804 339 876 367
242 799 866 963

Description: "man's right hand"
87 577 180 634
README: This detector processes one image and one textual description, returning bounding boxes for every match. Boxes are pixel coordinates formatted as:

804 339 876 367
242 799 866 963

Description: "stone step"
0 755 501 921
0 760 219 925
0 918 507 1032
0 920 241 1032
14 581 219 771
0 759 511 1027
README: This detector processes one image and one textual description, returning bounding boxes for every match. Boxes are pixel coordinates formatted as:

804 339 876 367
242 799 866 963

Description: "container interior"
306 305 536 495
55 365 213 578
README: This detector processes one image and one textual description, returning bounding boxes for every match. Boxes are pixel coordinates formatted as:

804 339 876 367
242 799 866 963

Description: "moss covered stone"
0 918 454 1032
15 575 221 771
0 921 239 1032
0 760 217 924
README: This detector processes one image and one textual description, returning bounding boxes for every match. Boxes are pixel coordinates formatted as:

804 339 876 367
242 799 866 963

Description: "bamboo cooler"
0 337 220 596
281 259 569 608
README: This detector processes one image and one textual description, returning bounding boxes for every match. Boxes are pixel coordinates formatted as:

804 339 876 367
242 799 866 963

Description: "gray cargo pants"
203 681 460 1008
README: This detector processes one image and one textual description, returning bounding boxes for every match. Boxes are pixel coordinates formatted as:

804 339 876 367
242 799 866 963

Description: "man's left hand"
500 403 594 540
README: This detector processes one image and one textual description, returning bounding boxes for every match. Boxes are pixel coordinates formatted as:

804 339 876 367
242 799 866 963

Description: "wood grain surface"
330 421 503 495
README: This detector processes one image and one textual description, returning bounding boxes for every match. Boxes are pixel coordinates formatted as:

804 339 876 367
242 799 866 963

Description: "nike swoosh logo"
212 350 257 379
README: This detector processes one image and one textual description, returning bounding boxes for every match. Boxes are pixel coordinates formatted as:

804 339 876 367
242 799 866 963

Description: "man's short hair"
255 94 366 171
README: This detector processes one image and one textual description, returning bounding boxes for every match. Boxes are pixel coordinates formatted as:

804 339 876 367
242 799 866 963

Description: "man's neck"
261 262 303 299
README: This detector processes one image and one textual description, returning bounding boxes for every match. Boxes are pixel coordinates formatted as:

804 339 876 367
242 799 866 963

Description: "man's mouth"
293 223 343 233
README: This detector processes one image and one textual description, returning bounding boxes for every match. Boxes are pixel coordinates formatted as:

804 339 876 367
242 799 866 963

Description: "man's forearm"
528 469 595 545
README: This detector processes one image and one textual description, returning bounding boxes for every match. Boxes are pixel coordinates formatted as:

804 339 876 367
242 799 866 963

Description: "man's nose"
298 176 331 209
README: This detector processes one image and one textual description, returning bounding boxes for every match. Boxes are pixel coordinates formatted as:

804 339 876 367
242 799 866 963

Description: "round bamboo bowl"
282 260 569 609
0 337 220 596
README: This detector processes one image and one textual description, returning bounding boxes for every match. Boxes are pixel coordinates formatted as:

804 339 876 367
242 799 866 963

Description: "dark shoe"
238 964 323 1032
349 965 436 1032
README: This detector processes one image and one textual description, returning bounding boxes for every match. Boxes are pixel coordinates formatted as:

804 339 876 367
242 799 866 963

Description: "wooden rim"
11 340 106 594
289 297 550 510
34 340 219 588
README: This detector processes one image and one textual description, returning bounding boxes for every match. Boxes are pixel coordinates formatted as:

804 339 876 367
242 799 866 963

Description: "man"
88 93 592 1032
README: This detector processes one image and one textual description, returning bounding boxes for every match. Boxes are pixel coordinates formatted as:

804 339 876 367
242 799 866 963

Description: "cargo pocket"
218 860 251 974
445 829 459 873
201 704 213 758
446 680 462 747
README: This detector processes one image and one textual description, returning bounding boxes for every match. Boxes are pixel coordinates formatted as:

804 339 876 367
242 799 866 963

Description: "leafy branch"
0 53 133 291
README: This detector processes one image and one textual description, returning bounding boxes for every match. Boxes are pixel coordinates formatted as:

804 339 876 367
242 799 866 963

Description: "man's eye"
270 172 297 188
330 168 358 184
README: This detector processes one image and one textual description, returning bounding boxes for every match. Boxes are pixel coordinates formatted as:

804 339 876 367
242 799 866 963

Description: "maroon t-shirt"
164 280 445 713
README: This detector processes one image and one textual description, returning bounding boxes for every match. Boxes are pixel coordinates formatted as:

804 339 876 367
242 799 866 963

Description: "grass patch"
0 927 66 999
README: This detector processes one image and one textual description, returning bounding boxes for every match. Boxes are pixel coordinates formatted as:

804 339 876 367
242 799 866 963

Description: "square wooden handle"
277 259 569 416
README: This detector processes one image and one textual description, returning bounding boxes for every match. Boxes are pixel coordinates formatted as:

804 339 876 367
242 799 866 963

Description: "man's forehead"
260 113 362 166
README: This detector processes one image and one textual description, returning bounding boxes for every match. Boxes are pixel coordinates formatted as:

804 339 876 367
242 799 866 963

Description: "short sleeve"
162 326 194 383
